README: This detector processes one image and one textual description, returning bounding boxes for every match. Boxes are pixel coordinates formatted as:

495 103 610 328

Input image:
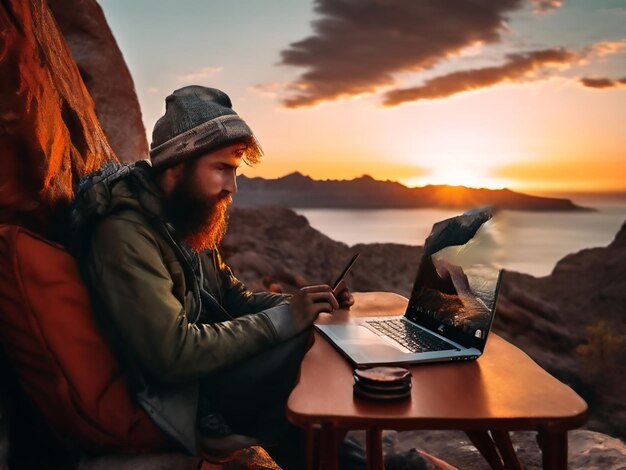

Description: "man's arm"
84 215 291 384
202 249 291 318
206 249 355 314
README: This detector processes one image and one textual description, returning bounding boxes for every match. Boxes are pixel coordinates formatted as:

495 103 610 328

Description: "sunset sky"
99 0 626 194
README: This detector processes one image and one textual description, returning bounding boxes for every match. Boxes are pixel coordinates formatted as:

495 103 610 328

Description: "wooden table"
286 292 588 470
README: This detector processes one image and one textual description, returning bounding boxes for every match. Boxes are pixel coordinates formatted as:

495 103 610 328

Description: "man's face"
163 143 245 252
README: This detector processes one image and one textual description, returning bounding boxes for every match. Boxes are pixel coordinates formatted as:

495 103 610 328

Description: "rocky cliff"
48 0 148 163
220 206 422 296
359 428 626 469
495 222 626 438
0 0 114 238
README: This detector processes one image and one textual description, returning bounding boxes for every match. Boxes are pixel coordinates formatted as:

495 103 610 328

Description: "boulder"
351 429 626 470
0 0 115 237
494 222 626 438
222 206 421 294
48 0 148 162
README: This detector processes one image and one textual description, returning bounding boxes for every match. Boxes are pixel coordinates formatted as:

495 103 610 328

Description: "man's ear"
158 163 185 195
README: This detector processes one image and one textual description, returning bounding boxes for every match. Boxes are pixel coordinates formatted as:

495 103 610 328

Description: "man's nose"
224 171 237 194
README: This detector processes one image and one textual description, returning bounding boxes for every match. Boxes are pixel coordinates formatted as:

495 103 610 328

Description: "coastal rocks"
222 206 351 292
494 222 626 439
222 206 421 294
350 429 626 470
0 0 115 236
350 242 422 296
568 430 626 470
48 0 148 162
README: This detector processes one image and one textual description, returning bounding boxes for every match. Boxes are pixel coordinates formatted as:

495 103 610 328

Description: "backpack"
0 225 170 453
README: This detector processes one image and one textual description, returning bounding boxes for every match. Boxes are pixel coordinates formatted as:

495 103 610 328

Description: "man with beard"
73 86 357 469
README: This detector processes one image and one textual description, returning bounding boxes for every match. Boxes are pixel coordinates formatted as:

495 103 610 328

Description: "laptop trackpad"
327 324 381 340
326 325 409 354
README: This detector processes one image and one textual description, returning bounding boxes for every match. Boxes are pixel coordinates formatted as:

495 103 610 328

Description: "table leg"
366 429 384 470
319 424 340 470
538 429 568 470
305 426 318 470
465 430 504 470
491 430 523 470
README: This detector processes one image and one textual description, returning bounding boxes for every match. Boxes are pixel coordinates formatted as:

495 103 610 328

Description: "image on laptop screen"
406 208 502 349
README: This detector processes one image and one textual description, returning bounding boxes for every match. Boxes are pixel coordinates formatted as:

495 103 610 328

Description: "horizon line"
238 171 626 197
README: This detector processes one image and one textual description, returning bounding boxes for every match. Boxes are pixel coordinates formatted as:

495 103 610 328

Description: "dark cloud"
580 78 616 88
280 0 525 108
580 77 626 89
382 48 578 106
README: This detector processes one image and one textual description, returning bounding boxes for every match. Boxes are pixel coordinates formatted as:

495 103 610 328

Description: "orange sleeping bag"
0 225 169 453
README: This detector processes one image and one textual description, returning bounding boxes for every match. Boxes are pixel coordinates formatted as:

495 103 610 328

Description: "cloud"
382 48 578 106
530 0 563 15
576 40 626 90
176 66 223 82
279 0 525 108
580 77 626 89
586 39 626 57
249 81 288 98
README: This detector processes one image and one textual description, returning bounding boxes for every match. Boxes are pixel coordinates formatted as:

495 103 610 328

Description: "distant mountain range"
234 172 591 211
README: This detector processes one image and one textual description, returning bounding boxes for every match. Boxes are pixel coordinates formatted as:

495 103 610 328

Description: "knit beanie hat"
149 86 262 169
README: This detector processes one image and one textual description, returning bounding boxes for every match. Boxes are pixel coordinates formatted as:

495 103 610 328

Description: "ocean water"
294 195 626 277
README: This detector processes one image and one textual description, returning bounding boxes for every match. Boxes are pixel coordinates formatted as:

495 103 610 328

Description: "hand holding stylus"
289 253 359 329
333 279 355 309
332 253 359 310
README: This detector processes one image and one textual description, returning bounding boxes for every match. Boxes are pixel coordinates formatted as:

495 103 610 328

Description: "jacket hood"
70 160 166 250
75 160 163 217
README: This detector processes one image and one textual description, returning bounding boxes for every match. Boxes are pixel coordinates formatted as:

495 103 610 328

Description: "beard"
162 165 232 253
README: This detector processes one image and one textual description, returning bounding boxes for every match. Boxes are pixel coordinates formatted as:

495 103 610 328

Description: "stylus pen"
331 253 360 295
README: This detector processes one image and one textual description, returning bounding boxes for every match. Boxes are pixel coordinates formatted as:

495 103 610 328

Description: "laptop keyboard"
365 319 459 353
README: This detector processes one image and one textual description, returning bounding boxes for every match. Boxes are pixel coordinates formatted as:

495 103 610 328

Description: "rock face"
223 207 626 441
494 222 626 439
347 429 626 470
0 0 115 237
48 0 149 162
220 206 422 295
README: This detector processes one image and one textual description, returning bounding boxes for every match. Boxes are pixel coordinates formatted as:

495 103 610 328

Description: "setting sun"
401 166 513 190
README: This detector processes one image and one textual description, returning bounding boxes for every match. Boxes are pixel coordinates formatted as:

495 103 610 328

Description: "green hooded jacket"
72 161 302 454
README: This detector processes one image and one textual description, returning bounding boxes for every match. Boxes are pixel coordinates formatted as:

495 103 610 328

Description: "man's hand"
289 285 339 330
333 280 355 310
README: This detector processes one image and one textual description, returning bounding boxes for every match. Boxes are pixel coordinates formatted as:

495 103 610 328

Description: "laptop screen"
404 208 503 351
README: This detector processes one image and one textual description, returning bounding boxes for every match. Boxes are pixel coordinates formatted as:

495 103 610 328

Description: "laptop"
315 207 503 366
